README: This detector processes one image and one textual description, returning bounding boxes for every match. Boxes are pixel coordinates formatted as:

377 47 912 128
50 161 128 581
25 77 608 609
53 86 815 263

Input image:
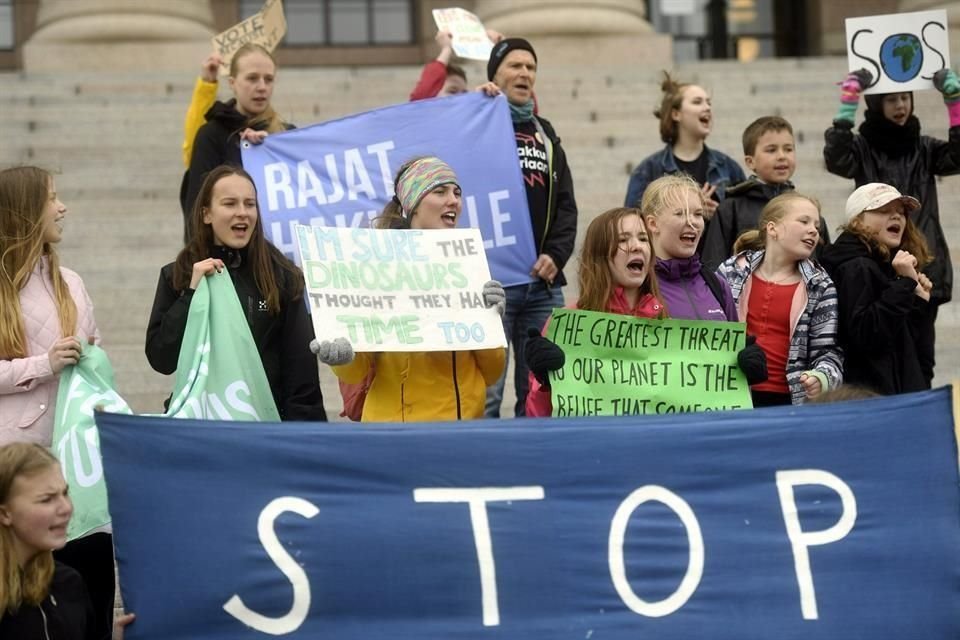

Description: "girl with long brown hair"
524 207 666 416
147 165 326 421
0 166 98 446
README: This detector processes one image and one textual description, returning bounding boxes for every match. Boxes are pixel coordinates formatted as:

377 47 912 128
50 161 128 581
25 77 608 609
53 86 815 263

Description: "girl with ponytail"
717 192 843 406
624 71 745 250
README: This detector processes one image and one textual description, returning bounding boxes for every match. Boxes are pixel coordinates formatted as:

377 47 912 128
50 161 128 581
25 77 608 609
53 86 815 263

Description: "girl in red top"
716 193 844 406
525 207 665 416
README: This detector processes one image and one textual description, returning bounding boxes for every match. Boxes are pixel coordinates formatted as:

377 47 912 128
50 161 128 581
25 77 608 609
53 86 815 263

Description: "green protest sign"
296 225 506 352
547 309 753 417
52 270 280 540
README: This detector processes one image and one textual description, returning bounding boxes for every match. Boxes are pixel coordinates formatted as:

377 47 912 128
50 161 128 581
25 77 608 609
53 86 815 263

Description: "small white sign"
297 225 507 352
845 9 950 94
659 0 696 17
432 7 494 61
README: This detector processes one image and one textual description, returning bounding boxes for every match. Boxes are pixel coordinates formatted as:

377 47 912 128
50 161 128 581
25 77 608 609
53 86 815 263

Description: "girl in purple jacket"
642 174 738 321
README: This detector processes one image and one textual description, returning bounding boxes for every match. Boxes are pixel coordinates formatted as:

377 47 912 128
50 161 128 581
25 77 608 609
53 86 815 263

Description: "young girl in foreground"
312 156 506 422
820 183 934 394
717 192 843 406
147 165 326 421
525 207 666 417
0 443 134 638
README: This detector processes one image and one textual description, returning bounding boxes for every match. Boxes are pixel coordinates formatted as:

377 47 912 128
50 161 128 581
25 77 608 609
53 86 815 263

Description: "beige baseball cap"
844 183 920 221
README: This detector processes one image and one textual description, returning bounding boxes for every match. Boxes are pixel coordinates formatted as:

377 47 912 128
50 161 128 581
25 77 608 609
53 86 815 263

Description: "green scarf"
509 100 535 123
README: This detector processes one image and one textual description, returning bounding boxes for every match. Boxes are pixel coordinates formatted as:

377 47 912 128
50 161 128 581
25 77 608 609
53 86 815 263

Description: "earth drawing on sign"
880 33 923 82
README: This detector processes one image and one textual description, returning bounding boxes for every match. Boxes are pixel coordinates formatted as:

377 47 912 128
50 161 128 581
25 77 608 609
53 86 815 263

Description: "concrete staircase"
2 55 958 417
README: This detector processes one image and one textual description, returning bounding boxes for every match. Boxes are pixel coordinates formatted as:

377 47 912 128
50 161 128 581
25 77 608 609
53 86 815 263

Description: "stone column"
472 0 671 67
23 0 215 71
815 0 899 54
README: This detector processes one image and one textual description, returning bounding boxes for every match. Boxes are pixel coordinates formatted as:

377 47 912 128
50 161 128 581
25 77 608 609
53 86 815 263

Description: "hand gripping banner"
53 270 279 540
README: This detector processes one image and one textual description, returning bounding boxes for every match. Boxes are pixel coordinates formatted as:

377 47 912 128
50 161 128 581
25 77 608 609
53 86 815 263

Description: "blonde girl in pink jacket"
0 166 99 447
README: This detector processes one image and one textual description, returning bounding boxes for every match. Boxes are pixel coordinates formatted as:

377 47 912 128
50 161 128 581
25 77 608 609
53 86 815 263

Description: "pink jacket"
0 257 99 446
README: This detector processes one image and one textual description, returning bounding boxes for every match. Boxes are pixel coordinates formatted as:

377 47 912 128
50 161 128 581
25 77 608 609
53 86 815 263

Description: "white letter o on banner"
608 485 705 617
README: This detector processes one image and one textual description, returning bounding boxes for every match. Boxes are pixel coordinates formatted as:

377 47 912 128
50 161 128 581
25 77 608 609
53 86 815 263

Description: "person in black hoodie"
820 183 935 395
702 116 830 270
823 67 960 310
181 43 292 240
0 443 134 639
148 165 327 421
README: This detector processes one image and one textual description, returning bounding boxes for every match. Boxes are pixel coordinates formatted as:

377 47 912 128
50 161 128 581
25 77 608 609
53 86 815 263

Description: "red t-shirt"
746 275 799 393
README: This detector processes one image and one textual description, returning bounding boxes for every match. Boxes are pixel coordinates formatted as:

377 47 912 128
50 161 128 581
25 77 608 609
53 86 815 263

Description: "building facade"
0 0 953 71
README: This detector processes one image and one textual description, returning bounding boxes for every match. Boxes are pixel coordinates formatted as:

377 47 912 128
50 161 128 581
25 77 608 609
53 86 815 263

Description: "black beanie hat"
487 37 537 81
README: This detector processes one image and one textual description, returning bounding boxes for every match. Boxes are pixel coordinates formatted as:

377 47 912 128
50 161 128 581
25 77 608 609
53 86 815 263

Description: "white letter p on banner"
776 469 857 620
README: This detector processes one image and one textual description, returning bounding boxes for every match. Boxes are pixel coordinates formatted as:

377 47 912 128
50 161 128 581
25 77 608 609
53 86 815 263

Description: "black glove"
737 335 768 386
524 327 565 389
849 67 874 90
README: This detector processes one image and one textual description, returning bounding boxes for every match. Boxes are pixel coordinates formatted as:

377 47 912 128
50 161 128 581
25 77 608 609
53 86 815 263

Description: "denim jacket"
624 144 746 208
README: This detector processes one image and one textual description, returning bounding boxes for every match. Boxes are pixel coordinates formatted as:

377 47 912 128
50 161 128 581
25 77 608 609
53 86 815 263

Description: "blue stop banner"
97 388 960 639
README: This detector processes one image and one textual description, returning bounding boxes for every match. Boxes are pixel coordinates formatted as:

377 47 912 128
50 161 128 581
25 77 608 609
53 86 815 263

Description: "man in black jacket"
479 38 578 417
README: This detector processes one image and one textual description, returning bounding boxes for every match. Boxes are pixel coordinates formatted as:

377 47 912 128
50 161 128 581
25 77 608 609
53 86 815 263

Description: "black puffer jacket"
700 178 831 271
819 232 935 395
823 118 960 304
0 563 101 640
145 245 327 421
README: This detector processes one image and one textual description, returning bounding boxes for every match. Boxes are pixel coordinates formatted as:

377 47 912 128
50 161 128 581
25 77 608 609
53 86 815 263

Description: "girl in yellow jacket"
311 157 506 422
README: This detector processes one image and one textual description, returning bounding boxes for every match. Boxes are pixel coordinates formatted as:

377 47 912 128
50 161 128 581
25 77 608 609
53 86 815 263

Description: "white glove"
309 337 355 366
482 280 506 316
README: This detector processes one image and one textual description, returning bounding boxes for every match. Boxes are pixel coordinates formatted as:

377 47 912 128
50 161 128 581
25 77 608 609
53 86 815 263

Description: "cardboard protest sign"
241 92 537 287
846 9 949 94
547 309 752 416
432 7 494 60
212 0 286 73
97 388 960 639
297 224 506 352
